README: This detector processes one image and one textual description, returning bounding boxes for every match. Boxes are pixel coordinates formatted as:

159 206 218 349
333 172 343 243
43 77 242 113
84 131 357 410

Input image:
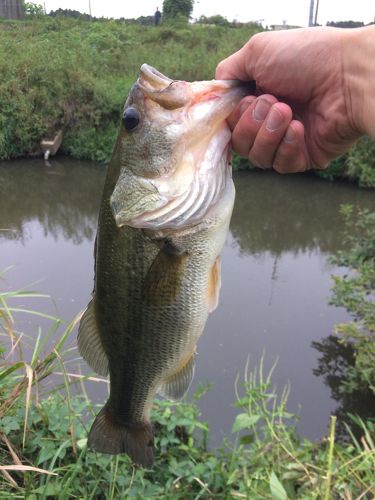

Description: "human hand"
216 27 369 173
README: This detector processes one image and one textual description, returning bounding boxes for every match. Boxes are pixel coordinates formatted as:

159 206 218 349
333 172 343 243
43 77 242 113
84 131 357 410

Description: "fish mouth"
140 64 173 90
138 64 252 111
139 64 191 110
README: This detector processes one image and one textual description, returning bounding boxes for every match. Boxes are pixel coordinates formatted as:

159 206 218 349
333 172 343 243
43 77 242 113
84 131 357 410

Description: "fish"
78 64 249 467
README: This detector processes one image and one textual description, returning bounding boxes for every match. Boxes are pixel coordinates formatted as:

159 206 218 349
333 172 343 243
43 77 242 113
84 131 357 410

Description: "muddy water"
1 158 374 445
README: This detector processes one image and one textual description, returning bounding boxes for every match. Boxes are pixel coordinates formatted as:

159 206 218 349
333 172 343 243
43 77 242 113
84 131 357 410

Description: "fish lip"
138 64 254 110
140 64 173 89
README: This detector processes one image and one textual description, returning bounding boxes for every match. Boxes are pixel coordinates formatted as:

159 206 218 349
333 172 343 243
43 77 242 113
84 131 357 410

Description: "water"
1 158 374 446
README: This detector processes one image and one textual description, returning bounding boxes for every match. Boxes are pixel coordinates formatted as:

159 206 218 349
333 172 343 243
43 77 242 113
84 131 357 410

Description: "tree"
24 2 44 17
196 15 230 27
162 0 194 21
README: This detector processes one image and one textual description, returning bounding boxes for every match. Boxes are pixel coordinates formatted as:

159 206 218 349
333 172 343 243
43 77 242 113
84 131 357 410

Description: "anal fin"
77 298 108 377
158 351 195 401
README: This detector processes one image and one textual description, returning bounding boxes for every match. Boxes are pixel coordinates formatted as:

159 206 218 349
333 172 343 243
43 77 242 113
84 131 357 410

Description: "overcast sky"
43 0 374 27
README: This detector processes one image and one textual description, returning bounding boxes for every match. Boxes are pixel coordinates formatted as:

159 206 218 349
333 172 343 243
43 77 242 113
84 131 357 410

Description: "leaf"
23 363 33 449
0 465 57 475
269 471 288 500
37 444 57 466
32 483 61 495
239 434 254 445
0 361 25 381
0 416 20 433
76 438 87 450
232 413 260 433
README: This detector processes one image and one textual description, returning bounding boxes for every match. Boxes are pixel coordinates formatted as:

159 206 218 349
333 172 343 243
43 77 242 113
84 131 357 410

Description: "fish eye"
122 107 140 131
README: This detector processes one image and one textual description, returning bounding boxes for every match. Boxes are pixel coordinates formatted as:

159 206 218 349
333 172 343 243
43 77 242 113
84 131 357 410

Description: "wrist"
342 26 375 139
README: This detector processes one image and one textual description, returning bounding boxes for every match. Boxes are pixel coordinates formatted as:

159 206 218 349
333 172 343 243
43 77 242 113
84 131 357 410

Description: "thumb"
215 42 254 81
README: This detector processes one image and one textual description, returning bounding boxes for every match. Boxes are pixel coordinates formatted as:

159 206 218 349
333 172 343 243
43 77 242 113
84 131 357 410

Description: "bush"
319 136 375 187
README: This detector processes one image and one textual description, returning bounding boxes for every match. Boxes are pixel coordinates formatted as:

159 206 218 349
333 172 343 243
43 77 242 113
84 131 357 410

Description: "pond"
1 158 374 446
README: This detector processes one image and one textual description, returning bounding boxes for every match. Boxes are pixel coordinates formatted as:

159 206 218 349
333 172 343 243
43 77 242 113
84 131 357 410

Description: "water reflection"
312 336 375 442
231 171 375 256
0 158 105 244
2 162 374 254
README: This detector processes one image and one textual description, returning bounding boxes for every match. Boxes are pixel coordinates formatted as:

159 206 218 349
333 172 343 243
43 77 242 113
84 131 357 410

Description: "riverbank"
0 16 374 187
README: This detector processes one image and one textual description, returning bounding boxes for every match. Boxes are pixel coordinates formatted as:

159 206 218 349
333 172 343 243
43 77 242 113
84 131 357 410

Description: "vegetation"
326 20 365 28
24 2 44 18
312 206 375 441
0 16 261 162
0 207 374 497
328 205 375 393
0 14 374 182
317 136 375 188
233 135 375 189
1 316 374 498
162 0 194 22
196 15 231 27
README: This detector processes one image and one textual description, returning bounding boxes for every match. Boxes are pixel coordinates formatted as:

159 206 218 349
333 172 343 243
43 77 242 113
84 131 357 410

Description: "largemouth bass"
78 65 248 467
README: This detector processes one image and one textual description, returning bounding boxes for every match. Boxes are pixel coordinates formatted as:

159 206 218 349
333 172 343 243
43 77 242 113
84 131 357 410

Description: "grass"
0 268 374 498
0 17 260 163
0 15 374 187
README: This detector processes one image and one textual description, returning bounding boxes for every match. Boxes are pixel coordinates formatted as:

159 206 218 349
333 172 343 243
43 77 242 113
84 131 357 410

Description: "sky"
43 0 374 28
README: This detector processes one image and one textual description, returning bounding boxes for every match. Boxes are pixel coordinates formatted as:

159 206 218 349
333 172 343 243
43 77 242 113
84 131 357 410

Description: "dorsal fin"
158 351 195 401
77 298 108 377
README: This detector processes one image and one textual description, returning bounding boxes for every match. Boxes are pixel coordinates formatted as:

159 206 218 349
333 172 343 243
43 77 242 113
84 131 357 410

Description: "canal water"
1 158 374 446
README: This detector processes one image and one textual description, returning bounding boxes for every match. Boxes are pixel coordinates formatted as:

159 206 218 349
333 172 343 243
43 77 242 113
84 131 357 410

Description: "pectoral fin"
142 244 188 306
208 256 221 313
77 298 109 377
158 351 195 401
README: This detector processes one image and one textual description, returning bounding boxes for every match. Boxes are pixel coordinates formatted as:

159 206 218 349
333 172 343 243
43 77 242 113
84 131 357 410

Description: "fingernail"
253 98 271 122
266 107 284 131
284 125 296 143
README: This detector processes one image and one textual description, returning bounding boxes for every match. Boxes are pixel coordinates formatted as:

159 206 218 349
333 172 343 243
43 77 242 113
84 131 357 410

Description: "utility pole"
314 0 320 25
88 0 92 20
308 0 314 26
0 0 24 19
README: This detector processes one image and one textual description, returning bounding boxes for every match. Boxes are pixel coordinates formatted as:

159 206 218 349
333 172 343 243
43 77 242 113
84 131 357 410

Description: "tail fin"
87 405 154 468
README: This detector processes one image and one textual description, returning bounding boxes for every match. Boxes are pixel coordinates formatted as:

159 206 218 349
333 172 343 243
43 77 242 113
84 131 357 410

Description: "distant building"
0 0 24 20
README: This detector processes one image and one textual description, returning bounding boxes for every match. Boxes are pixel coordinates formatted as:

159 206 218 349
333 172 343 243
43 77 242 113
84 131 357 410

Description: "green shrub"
319 136 375 187
329 205 375 394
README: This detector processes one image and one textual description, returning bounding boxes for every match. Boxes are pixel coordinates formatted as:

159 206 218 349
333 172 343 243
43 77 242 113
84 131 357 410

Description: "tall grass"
0 17 260 163
0 268 374 498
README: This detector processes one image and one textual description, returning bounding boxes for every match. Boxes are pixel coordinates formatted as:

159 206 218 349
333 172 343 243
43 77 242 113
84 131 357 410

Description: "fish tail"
87 404 154 468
